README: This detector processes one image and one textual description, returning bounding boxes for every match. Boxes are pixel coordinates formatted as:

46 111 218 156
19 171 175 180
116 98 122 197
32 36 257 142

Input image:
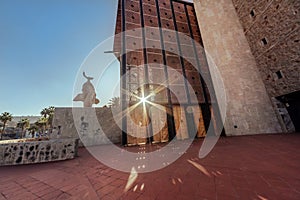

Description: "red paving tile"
40 190 65 200
0 133 300 199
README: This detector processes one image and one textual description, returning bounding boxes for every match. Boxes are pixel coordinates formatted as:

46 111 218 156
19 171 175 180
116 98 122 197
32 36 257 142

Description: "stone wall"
52 107 122 146
0 138 78 166
231 0 300 97
194 0 282 135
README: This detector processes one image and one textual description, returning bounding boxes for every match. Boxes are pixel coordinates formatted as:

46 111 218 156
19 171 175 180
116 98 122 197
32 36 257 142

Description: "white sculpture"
73 72 100 107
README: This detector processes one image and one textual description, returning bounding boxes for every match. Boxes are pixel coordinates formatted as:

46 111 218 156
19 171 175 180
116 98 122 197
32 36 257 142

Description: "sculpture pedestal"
52 107 121 147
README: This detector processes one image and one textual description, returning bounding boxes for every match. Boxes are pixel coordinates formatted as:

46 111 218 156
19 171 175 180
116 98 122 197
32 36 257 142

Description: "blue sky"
0 0 119 116
0 0 193 116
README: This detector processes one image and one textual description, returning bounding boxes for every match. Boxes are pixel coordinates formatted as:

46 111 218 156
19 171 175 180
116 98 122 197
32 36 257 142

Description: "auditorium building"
113 0 300 145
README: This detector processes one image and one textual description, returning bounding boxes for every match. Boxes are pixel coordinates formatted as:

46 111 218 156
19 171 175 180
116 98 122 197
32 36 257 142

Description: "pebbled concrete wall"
231 0 300 97
194 0 282 135
0 138 78 166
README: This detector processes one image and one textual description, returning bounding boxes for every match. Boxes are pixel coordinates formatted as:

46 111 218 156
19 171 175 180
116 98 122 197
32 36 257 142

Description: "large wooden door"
127 104 148 145
173 105 189 140
192 106 206 137
150 105 169 143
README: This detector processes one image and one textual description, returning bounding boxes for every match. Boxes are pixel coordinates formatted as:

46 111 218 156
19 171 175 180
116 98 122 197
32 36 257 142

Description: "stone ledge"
0 138 79 166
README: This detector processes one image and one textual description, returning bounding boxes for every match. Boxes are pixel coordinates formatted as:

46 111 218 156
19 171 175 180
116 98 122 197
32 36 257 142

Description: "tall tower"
114 0 220 145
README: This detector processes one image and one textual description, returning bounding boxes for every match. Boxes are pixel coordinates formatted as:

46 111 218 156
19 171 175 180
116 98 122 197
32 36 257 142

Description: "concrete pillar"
194 0 282 135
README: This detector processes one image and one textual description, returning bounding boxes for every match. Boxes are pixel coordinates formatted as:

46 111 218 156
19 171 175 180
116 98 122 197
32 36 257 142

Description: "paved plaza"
0 134 299 200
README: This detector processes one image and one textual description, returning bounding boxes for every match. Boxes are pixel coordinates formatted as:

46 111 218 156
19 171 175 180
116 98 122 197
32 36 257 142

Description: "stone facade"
0 138 78 166
194 0 282 135
52 107 122 146
231 0 300 98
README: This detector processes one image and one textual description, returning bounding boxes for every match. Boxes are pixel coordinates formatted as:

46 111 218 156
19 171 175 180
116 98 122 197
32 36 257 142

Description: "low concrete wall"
52 107 122 146
0 138 78 166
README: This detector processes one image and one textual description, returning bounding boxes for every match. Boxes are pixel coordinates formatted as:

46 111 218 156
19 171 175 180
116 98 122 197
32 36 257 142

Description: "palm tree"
0 112 13 140
108 97 120 108
40 106 55 130
47 106 55 129
28 125 38 138
17 118 30 138
36 117 48 136
40 108 48 118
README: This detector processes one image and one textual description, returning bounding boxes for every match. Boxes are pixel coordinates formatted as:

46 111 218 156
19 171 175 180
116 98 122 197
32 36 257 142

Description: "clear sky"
0 0 193 116
0 0 120 116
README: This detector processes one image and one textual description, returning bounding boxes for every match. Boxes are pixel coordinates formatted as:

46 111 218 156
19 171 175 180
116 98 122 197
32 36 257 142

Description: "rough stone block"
0 138 78 166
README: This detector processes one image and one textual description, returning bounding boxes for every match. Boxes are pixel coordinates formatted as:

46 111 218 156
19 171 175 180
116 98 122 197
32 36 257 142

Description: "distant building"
6 116 40 128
